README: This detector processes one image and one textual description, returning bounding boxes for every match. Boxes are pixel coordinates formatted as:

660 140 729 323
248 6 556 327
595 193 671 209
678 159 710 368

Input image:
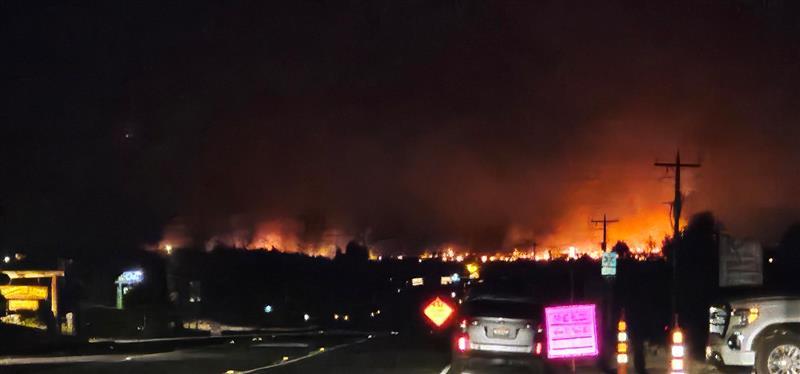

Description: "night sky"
3 1 800 256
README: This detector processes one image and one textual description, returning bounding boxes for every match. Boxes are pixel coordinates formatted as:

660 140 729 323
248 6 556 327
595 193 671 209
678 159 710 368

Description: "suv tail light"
457 334 469 352
533 323 544 355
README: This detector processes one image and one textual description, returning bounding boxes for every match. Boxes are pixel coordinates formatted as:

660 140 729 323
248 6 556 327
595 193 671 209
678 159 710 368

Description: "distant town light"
165 244 173 255
264 305 273 314
2 256 9 263
769 257 774 263
303 313 310 322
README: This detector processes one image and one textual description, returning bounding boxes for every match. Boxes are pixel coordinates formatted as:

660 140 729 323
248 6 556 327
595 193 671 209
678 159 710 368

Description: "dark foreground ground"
2 331 710 374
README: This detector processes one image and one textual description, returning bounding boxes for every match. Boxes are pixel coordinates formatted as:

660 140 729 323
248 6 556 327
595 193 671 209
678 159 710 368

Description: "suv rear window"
462 299 542 320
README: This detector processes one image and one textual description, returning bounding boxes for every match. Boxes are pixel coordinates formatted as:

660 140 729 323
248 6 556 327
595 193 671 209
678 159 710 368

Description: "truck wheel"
756 334 800 374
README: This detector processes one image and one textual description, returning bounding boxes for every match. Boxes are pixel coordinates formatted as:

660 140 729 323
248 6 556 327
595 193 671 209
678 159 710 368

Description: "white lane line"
0 348 210 366
94 331 320 344
439 364 451 374
235 337 369 374
0 355 127 365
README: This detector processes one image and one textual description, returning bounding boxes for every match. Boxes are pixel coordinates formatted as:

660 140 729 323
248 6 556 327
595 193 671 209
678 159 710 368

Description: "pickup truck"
707 296 800 374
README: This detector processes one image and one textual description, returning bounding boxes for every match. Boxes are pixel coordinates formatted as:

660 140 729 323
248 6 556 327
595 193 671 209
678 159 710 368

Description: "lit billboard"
545 304 599 359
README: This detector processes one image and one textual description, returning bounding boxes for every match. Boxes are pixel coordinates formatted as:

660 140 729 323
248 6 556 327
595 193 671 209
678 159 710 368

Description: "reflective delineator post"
616 318 628 374
670 327 685 374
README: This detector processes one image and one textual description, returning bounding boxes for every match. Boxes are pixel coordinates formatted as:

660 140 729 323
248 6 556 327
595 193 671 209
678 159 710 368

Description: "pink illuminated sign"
544 304 599 359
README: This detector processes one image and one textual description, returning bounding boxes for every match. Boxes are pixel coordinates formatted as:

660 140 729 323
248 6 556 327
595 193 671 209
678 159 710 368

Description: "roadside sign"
719 235 763 287
423 296 455 328
601 252 618 277
0 285 49 300
545 304 599 359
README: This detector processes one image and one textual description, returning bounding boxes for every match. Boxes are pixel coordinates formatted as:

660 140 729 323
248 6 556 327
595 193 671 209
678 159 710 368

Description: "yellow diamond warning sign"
423 296 454 327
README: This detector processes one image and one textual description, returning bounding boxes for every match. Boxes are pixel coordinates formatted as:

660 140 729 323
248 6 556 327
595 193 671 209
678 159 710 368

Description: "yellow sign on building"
8 300 39 311
0 285 49 300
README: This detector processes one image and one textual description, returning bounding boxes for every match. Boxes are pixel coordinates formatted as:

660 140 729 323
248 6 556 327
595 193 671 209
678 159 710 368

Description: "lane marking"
0 355 128 365
92 331 320 344
0 339 305 366
439 364 451 374
236 337 369 373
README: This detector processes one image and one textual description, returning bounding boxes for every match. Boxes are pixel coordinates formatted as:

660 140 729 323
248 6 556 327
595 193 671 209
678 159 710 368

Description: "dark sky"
3 1 800 256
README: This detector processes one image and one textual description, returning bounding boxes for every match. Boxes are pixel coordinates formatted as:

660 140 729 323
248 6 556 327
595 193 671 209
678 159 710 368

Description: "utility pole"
655 150 701 325
592 214 619 252
592 213 619 373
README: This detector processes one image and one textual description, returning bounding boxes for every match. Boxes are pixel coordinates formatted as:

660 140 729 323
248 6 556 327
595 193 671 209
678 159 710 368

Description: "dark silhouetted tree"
677 211 720 358
779 223 800 260
334 247 344 260
611 241 630 259
340 241 368 262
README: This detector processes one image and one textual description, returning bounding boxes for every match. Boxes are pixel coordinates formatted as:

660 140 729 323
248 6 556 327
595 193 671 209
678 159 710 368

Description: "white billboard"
719 235 763 287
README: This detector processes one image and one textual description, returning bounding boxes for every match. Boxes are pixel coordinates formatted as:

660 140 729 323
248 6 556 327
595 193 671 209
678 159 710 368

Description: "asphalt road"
2 332 712 374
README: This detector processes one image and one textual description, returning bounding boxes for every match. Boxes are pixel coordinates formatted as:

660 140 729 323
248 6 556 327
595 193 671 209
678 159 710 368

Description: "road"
3 332 712 374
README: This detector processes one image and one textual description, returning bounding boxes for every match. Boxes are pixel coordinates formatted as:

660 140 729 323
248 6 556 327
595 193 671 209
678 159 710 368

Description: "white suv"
708 296 800 373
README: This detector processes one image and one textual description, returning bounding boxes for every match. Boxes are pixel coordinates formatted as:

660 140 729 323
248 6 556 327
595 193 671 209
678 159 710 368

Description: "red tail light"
457 334 469 352
532 323 544 355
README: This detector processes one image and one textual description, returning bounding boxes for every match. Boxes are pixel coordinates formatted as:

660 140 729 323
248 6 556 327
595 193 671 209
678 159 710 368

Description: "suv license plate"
493 327 510 336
